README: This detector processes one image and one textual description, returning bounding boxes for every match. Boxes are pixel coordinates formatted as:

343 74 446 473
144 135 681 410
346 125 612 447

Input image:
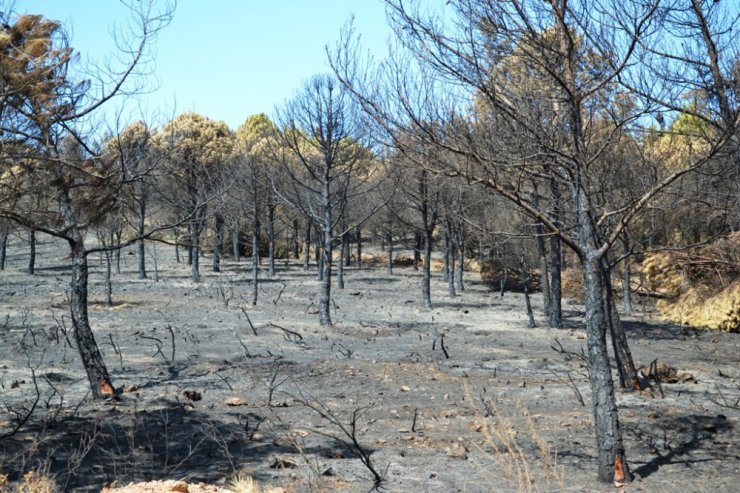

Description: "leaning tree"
0 3 173 399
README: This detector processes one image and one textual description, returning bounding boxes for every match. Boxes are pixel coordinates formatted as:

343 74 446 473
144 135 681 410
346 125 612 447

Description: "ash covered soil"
1 235 738 492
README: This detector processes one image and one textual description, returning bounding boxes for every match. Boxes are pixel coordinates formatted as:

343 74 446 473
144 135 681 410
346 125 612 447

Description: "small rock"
124 384 138 393
167 480 189 493
400 385 411 392
445 442 468 460
224 397 247 407
269 456 299 469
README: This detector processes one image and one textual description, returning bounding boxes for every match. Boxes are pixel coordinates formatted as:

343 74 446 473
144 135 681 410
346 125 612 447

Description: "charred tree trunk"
423 228 433 309
27 228 36 275
621 234 633 313
190 209 203 283
304 221 311 270
535 226 551 318
69 240 114 399
520 254 536 328
318 176 333 326
356 224 362 268
316 230 324 282
292 219 300 259
602 261 639 390
267 203 276 277
338 233 345 289
443 219 451 283
114 230 122 275
549 179 563 328
0 225 8 270
174 226 181 264
386 231 393 275
232 219 240 262
343 227 351 268
533 187 551 316
104 237 113 308
413 231 421 271
138 181 147 279
252 201 260 305
187 223 193 266
499 242 507 298
446 220 456 299
213 213 224 273
582 252 630 483
51 151 116 400
456 217 465 293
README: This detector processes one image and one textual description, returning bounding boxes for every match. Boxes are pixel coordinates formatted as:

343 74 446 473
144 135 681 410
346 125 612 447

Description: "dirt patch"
0 236 739 492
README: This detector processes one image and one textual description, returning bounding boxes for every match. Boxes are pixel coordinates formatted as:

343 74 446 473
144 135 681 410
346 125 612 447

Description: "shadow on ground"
0 397 355 492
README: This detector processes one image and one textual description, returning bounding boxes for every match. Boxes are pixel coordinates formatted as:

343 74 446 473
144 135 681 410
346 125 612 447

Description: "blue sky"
20 1 392 130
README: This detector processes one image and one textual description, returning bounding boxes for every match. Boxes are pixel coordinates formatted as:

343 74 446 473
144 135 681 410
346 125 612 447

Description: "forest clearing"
1 0 739 490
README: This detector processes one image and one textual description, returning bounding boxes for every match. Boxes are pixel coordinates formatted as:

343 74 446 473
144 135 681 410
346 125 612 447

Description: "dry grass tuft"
229 474 286 493
4 470 58 493
643 233 740 331
465 388 564 493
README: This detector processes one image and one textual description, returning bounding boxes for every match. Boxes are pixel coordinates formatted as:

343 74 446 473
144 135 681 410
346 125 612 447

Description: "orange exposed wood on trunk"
100 380 114 396
614 454 625 483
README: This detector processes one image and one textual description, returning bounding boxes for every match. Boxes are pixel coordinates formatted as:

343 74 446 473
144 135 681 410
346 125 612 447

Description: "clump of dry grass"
643 233 740 331
229 474 286 493
2 470 58 493
465 387 564 493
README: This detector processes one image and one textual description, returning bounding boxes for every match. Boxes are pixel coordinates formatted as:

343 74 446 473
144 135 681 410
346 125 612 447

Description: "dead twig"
273 282 287 304
241 307 258 336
